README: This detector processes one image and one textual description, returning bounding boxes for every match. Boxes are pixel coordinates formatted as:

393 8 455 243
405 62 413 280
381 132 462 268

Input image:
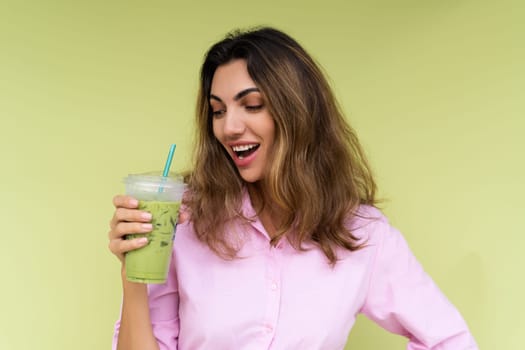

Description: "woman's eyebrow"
209 87 260 103
233 87 259 101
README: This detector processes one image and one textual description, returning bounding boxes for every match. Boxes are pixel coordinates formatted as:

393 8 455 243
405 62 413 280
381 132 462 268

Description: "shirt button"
270 282 278 291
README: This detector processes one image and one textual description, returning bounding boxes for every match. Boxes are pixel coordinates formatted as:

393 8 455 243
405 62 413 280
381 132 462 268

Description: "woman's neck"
247 182 283 239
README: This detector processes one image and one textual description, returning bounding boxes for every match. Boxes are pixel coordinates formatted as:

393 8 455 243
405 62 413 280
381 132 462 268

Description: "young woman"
108 27 478 350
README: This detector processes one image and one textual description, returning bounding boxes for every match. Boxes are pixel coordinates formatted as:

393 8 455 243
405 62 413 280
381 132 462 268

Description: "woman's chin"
238 170 264 184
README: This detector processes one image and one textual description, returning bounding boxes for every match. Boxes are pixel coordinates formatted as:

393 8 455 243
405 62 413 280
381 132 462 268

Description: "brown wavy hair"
187 27 377 265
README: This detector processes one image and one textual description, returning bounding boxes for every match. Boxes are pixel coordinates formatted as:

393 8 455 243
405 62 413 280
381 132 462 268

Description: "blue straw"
162 144 176 177
159 144 176 193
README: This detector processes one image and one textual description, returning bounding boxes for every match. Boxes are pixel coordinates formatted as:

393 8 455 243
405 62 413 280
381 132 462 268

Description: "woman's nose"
222 110 246 136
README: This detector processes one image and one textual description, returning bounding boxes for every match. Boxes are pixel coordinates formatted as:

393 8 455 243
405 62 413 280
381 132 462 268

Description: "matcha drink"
125 200 181 283
123 172 185 284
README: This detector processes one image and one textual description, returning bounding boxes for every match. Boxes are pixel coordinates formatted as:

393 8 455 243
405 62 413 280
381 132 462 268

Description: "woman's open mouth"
232 144 260 160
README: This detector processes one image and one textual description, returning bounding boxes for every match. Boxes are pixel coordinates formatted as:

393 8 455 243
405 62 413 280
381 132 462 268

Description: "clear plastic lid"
123 171 186 201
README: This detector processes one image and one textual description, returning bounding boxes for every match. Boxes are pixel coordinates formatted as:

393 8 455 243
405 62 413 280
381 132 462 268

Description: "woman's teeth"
232 144 259 159
232 144 258 152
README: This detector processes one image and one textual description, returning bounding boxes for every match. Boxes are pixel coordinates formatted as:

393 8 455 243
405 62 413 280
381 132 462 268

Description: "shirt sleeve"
360 217 478 349
112 249 180 350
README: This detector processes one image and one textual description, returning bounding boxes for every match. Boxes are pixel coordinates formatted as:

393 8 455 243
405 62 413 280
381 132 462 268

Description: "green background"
1 0 523 349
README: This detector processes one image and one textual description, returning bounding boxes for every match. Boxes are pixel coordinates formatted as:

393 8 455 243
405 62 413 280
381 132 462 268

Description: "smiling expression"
210 59 276 183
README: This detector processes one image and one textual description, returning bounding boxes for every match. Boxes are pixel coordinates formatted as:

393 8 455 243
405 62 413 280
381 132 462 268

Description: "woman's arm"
360 215 478 349
116 268 160 350
109 195 180 350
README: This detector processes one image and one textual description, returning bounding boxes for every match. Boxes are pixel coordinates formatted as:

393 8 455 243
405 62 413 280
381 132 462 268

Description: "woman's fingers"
109 222 152 240
108 194 154 262
178 210 190 224
110 194 152 230
110 207 152 228
113 194 139 209
108 236 149 262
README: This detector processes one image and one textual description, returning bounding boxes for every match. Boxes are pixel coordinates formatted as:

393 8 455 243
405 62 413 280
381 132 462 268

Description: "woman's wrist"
120 265 149 295
120 263 127 280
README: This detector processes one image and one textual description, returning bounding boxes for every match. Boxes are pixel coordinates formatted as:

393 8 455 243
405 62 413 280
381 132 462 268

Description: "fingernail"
141 212 152 220
138 237 148 245
130 199 139 207
141 223 153 231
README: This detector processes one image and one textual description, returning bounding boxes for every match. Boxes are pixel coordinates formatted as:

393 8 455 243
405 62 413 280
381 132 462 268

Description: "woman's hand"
108 195 190 263
108 195 153 263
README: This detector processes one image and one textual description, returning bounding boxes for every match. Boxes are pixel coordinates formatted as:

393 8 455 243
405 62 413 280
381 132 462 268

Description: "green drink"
125 200 180 283
123 173 185 284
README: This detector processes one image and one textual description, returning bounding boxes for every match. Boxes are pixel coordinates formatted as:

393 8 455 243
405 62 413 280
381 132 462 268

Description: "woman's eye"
212 110 225 117
245 105 263 112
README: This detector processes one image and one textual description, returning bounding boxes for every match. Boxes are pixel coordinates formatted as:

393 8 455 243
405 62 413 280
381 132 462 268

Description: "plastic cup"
123 172 186 284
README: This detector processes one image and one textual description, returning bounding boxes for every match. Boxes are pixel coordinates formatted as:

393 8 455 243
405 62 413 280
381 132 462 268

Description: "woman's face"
210 59 276 183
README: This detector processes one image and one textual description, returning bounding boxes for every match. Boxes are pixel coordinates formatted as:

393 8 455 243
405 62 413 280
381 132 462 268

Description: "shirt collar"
239 187 272 240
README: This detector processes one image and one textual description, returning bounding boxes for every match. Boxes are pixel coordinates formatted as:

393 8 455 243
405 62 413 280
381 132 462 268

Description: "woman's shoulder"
346 205 391 244
348 204 387 227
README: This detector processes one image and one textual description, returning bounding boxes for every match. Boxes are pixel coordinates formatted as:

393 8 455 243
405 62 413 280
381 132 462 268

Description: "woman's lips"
230 144 259 167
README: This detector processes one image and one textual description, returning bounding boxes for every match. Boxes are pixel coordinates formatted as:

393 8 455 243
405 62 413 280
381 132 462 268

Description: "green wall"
1 1 523 349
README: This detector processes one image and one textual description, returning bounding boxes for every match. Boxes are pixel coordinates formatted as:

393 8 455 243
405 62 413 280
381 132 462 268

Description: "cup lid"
123 171 186 190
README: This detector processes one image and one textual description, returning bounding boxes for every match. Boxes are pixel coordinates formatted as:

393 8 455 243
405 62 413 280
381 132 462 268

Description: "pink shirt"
113 193 477 349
